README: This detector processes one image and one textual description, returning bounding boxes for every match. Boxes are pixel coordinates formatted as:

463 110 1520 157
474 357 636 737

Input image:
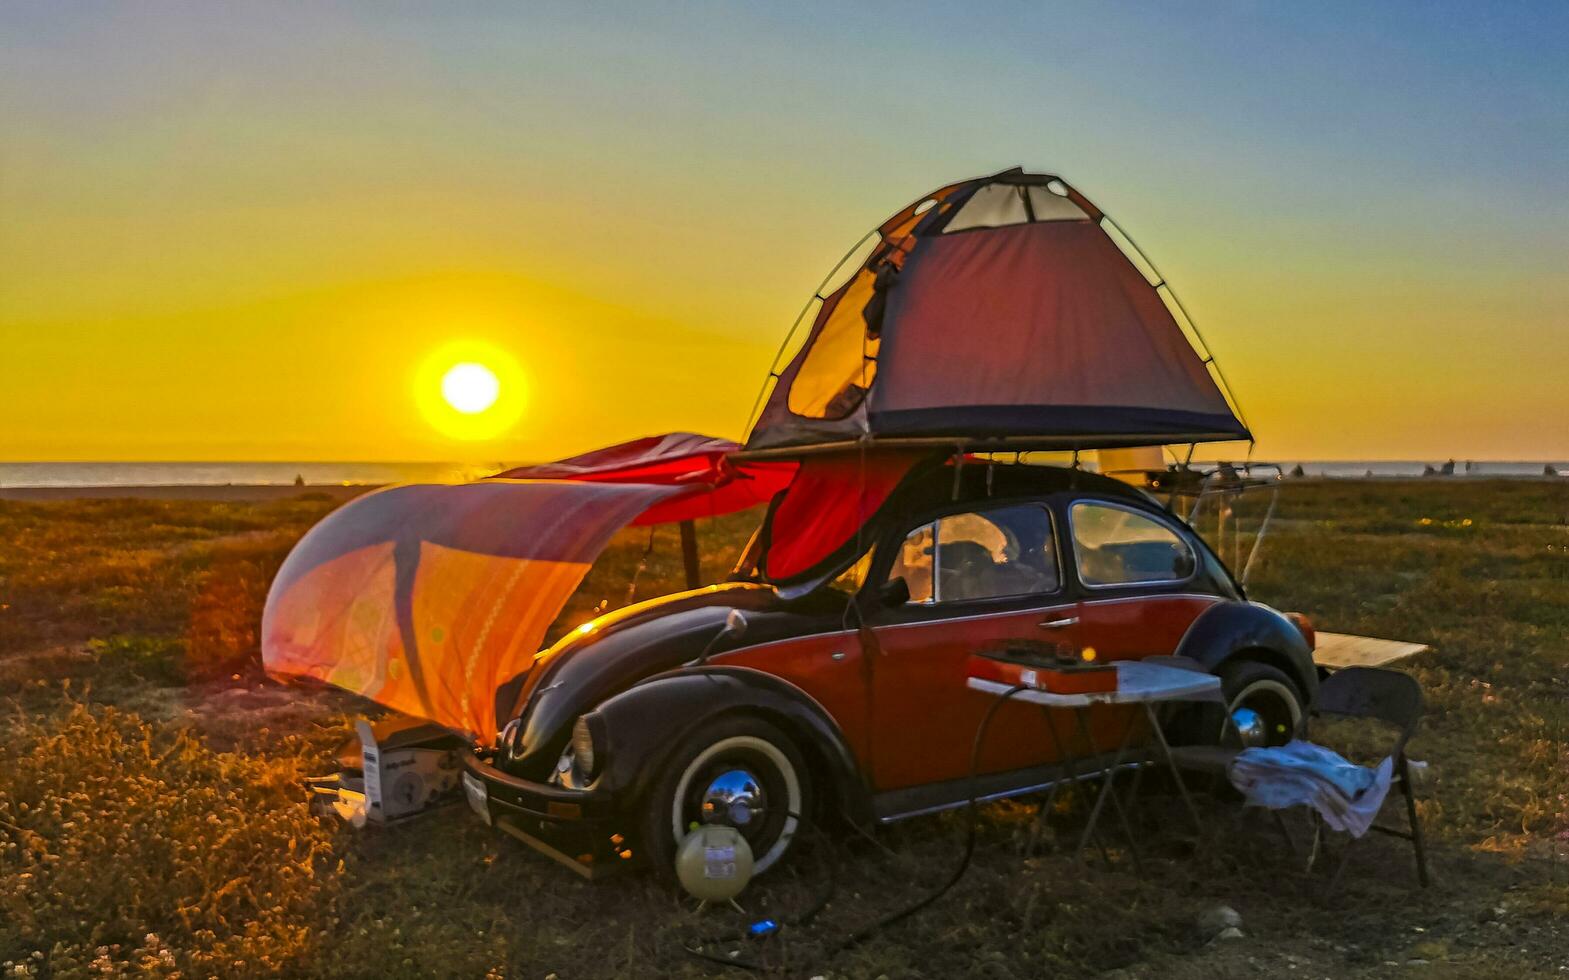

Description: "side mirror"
877 577 911 607
689 609 749 669
721 608 748 640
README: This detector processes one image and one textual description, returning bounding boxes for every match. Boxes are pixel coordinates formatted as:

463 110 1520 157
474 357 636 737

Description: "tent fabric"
744 169 1249 455
262 480 682 743
762 450 925 581
493 432 796 525
870 221 1244 440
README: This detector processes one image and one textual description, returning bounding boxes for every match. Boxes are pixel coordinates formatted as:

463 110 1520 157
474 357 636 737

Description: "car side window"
1070 501 1196 587
887 504 1059 604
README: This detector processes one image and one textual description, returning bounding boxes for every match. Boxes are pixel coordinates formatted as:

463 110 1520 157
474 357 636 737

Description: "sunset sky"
3 2 1565 463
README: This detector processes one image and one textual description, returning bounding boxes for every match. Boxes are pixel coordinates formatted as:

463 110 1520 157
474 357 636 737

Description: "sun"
441 362 500 414
415 341 527 442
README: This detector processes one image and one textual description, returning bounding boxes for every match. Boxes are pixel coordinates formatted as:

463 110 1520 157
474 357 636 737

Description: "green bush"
86 635 186 688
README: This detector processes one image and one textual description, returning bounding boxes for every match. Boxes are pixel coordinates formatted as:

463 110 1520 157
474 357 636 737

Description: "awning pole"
680 520 701 591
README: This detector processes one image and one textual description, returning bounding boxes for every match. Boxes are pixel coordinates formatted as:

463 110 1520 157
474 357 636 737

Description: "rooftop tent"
743 168 1250 455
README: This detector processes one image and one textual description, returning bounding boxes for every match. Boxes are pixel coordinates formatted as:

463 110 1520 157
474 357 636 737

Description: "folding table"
966 660 1224 867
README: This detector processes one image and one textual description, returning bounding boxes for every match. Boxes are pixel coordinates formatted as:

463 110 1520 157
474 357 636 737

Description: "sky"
2 1 1566 463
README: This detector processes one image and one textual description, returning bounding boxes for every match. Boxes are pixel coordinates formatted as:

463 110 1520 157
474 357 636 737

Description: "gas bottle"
674 824 754 902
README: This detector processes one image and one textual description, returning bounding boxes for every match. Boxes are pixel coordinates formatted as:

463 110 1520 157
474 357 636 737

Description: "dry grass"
0 480 1565 978
0 702 337 977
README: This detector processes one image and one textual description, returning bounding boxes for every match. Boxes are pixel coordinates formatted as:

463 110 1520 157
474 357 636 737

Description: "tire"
638 715 809 883
1218 660 1304 748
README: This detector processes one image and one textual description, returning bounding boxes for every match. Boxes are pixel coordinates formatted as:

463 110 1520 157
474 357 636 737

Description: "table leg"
1036 708 1116 865
1030 707 1087 858
1143 701 1205 838
1118 703 1161 831
1038 706 1073 813
1073 706 1144 873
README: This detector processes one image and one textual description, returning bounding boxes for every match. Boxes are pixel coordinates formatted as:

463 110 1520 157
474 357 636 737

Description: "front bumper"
460 751 629 878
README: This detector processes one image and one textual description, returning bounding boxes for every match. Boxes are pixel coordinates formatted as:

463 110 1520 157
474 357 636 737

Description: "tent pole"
625 526 657 605
680 520 701 591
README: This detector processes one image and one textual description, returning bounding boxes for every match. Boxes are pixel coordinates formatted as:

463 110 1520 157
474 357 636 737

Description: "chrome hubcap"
1230 706 1267 748
700 768 766 827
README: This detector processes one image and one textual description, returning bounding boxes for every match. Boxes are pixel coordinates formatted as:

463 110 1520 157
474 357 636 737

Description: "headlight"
499 718 523 758
571 714 604 779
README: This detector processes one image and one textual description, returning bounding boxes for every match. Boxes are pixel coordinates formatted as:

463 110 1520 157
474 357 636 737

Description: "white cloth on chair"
1227 740 1394 838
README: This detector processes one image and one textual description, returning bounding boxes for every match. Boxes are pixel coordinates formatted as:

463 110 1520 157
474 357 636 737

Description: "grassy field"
1 480 1565 978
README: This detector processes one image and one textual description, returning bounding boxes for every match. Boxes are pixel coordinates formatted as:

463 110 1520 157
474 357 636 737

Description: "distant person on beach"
1441 459 1456 476
294 474 305 487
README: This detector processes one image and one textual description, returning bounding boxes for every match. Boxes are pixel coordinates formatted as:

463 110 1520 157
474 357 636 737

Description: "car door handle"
1038 616 1079 629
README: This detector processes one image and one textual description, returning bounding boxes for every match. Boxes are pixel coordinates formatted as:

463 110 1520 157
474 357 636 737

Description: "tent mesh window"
941 181 1088 232
785 266 882 419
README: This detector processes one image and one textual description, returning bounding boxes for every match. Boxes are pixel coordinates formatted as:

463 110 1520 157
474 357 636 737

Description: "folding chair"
1310 666 1430 891
1155 662 1429 891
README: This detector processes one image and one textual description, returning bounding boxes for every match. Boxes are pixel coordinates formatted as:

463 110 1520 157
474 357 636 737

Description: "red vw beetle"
263 169 1306 880
458 456 1316 877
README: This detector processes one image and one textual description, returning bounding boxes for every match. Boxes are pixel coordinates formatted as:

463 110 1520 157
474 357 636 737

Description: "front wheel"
1219 660 1304 748
638 715 808 882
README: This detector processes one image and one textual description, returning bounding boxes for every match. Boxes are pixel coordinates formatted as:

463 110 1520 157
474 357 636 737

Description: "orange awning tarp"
262 480 682 742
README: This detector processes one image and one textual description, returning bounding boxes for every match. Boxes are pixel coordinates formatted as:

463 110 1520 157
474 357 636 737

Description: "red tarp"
264 434 799 741
263 480 686 743
763 451 923 580
495 432 796 525
502 434 921 581
263 435 918 740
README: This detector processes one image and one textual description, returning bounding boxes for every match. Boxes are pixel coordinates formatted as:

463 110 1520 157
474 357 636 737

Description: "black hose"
833 682 1027 951
681 684 1030 971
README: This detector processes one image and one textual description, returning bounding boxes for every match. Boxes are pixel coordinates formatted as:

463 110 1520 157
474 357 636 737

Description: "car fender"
1173 600 1318 703
590 665 872 824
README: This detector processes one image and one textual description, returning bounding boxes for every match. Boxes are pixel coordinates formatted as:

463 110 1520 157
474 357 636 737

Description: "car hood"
501 583 790 771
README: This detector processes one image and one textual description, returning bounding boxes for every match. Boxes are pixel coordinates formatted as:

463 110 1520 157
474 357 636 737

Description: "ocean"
0 459 1564 488
1274 460 1567 479
0 461 501 489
